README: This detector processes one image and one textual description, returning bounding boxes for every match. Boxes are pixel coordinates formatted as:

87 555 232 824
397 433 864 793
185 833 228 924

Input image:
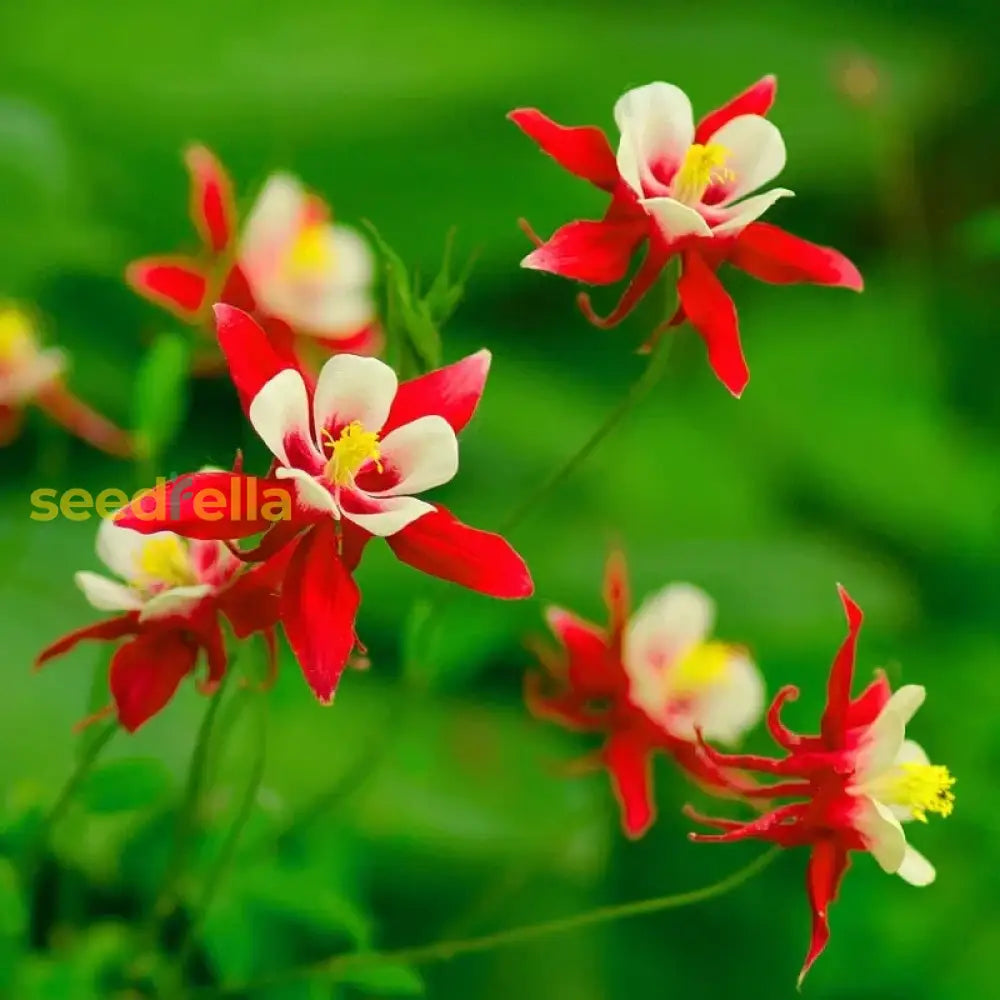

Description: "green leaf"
131 330 191 462
79 757 172 814
0 858 27 991
338 963 425 996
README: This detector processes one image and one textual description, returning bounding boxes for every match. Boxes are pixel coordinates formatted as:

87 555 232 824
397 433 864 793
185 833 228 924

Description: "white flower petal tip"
639 196 713 239
139 584 214 622
897 845 936 887
313 353 398 434
711 188 794 235
342 495 434 537
274 466 338 515
74 571 144 612
707 114 787 202
248 368 314 466
375 415 459 497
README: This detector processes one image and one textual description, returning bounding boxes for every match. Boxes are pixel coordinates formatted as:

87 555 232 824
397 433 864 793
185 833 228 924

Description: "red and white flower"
115 305 533 704
126 146 378 365
36 514 287 732
686 586 954 984
0 306 131 455
510 76 862 396
527 552 763 838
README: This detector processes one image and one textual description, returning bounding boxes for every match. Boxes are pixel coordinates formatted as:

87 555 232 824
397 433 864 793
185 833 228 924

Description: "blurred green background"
2 0 1000 996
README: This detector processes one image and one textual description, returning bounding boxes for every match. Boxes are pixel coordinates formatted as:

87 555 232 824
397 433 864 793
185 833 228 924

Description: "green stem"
176 693 268 976
499 330 675 535
194 847 778 997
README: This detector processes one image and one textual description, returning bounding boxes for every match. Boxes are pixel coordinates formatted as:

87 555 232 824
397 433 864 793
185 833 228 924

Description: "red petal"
185 145 236 254
846 670 891 730
220 545 294 636
677 251 749 397
214 304 295 414
695 75 778 144
126 257 208 318
34 382 133 457
382 350 491 436
545 607 615 696
386 504 533 599
820 586 864 748
576 233 669 329
603 733 656 838
115 471 294 540
800 840 851 987
730 223 863 291
508 108 619 191
280 523 361 703
197 614 228 692
602 549 630 657
0 404 24 446
523 218 646 284
340 522 372 573
36 615 138 668
219 263 257 312
524 673 604 732
110 630 199 732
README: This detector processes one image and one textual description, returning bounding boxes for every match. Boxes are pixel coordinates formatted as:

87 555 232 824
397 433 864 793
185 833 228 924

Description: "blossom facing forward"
116 305 533 704
36 514 286 732
126 146 378 361
510 76 862 396
686 586 954 984
527 551 764 837
0 306 132 455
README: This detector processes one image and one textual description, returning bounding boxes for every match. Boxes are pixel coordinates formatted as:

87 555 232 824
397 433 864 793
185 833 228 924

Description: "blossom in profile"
36 515 287 732
510 77 862 396
126 146 378 366
686 586 954 984
115 305 533 704
527 551 764 837
0 306 132 455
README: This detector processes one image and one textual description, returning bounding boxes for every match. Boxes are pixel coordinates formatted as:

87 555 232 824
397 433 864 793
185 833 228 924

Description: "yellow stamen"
323 421 382 486
672 143 734 206
135 536 197 589
0 307 36 363
285 223 333 279
881 763 955 823
670 640 731 694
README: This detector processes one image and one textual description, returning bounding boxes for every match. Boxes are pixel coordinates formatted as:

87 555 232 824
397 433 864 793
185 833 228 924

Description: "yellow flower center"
672 143 734 206
0 308 36 364
881 763 956 823
135 536 197 589
285 223 333 279
324 421 382 486
670 640 731 694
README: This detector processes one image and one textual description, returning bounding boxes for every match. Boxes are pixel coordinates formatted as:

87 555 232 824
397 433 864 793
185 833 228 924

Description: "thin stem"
499 331 675 535
176 693 268 976
194 847 778 997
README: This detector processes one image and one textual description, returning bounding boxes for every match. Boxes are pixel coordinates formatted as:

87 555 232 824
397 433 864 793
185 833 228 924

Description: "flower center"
672 143 734 206
285 223 333 279
669 640 731 695
0 308 35 364
880 763 956 823
135 536 198 590
323 421 382 486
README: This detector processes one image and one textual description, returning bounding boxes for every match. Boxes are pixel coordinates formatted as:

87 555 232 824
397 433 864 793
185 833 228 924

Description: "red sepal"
800 840 851 988
523 218 648 284
36 615 138 668
603 733 655 839
695 75 778 144
508 108 619 191
214 305 296 415
820 585 863 748
730 223 863 291
185 145 236 254
35 382 134 458
110 630 200 732
126 257 209 318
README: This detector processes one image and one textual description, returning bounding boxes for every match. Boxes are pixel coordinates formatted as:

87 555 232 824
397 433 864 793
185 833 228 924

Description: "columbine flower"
126 146 378 362
0 306 131 455
510 76 862 396
36 514 287 732
115 305 533 704
527 551 764 838
685 586 954 984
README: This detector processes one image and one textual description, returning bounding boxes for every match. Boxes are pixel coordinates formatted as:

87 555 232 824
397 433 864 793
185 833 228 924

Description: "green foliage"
78 757 172 814
131 330 191 465
338 963 425 996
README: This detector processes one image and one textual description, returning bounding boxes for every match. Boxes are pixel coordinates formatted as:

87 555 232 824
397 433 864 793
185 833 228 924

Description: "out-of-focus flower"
527 551 764 838
686 586 953 984
0 306 132 455
510 77 863 396
36 514 287 732
126 147 379 366
115 305 533 704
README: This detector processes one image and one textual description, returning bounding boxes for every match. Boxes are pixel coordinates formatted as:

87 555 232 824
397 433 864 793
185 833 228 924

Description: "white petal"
896 844 936 887
372 415 459 497
883 684 926 726
75 571 143 612
687 652 766 745
140 585 214 622
0 349 65 404
855 796 907 874
248 368 317 466
342 495 434 536
239 172 306 285
282 289 377 339
895 739 930 767
627 583 715 657
639 197 712 240
329 225 375 289
312 354 397 437
614 83 694 196
855 705 906 783
96 515 173 582
707 114 787 203
274 466 338 515
710 188 794 235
